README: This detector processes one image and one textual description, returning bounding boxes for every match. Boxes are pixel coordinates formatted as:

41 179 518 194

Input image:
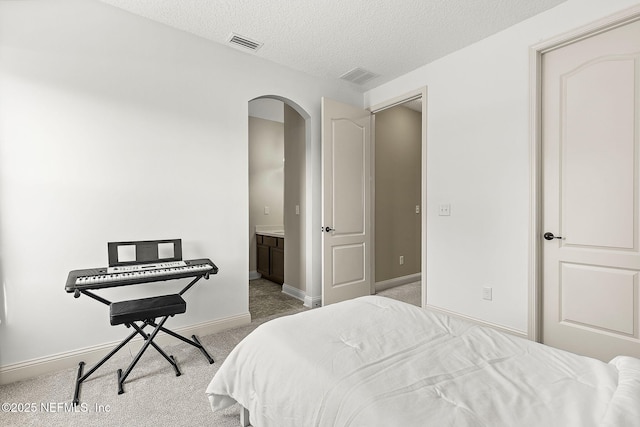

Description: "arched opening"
248 96 311 319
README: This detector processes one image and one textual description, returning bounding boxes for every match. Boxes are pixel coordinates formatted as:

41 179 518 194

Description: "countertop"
256 230 285 238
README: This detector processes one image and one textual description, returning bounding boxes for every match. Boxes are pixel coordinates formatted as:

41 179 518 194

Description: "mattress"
206 296 640 426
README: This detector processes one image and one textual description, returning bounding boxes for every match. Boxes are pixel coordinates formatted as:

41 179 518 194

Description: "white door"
541 18 640 361
321 97 373 306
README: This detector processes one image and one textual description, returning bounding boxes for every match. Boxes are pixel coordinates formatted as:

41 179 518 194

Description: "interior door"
541 18 640 361
321 97 372 306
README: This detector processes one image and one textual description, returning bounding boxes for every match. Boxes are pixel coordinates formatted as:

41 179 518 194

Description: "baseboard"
0 312 251 386
283 283 322 308
294 275 422 309
282 283 305 302
425 304 528 339
375 273 421 292
304 295 322 309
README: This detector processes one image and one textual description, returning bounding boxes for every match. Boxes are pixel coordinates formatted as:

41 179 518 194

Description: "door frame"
369 87 428 307
528 4 640 342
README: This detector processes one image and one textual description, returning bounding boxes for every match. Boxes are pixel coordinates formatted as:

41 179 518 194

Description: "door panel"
322 97 372 306
562 57 637 249
560 263 636 335
332 119 366 234
541 18 640 361
332 244 365 286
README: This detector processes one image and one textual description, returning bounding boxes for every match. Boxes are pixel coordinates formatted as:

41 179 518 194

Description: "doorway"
370 90 427 307
373 97 423 306
248 97 308 319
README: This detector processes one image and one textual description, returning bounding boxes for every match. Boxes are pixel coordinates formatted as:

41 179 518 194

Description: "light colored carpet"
0 282 420 427
249 278 306 321
377 281 421 306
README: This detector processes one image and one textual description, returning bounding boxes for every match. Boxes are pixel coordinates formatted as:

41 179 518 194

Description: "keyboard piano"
65 239 218 404
65 258 218 292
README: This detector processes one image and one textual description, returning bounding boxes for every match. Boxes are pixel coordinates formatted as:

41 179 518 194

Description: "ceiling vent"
227 33 263 52
339 67 379 85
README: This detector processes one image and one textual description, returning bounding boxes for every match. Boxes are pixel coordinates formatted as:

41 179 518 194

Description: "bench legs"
118 315 175 394
130 321 181 376
147 319 215 364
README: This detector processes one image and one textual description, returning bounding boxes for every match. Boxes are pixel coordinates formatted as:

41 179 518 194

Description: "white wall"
365 0 640 333
0 0 361 368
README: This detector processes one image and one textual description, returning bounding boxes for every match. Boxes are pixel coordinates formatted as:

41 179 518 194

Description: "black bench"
103 294 213 395
110 294 186 325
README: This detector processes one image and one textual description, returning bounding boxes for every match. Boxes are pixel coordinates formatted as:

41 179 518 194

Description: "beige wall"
284 104 306 292
249 116 284 274
375 105 422 282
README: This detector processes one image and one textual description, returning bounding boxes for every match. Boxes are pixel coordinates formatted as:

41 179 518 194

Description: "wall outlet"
399 255 404 265
439 204 451 216
415 205 420 214
482 287 492 301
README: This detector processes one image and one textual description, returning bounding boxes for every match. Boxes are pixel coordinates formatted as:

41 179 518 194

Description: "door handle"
543 232 563 240
322 226 334 232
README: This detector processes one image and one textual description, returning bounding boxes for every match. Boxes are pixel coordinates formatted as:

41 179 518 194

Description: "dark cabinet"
256 234 284 284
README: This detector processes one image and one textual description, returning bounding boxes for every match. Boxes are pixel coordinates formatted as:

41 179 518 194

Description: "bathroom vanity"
256 231 284 285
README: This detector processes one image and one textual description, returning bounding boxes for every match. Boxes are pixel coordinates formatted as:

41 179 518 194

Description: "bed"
206 296 640 426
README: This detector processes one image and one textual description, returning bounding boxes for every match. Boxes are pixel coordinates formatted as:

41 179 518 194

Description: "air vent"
227 33 263 52
339 67 379 85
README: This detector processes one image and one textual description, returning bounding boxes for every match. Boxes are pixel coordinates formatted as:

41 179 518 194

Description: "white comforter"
206 296 640 426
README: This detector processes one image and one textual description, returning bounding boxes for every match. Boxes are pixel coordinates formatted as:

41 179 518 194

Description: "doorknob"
323 226 334 232
543 232 563 240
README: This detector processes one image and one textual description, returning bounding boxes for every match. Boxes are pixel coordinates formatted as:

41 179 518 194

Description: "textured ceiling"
98 0 566 91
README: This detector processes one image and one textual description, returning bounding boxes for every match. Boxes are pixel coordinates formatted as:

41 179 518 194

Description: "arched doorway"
248 96 311 319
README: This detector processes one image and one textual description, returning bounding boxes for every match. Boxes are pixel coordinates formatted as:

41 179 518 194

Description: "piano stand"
71 276 215 405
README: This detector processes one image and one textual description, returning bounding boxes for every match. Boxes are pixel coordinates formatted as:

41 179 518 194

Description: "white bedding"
206 296 640 427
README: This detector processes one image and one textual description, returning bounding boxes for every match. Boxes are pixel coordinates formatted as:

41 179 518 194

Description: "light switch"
296 205 300 215
264 206 270 215
439 204 450 216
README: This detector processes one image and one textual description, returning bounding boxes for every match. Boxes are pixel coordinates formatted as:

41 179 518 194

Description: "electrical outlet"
399 255 404 265
482 287 492 301
415 205 420 214
439 204 451 216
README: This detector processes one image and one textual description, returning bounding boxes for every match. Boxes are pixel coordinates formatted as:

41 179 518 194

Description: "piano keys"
65 258 218 292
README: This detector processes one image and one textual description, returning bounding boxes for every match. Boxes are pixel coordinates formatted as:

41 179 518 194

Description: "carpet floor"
0 281 420 427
